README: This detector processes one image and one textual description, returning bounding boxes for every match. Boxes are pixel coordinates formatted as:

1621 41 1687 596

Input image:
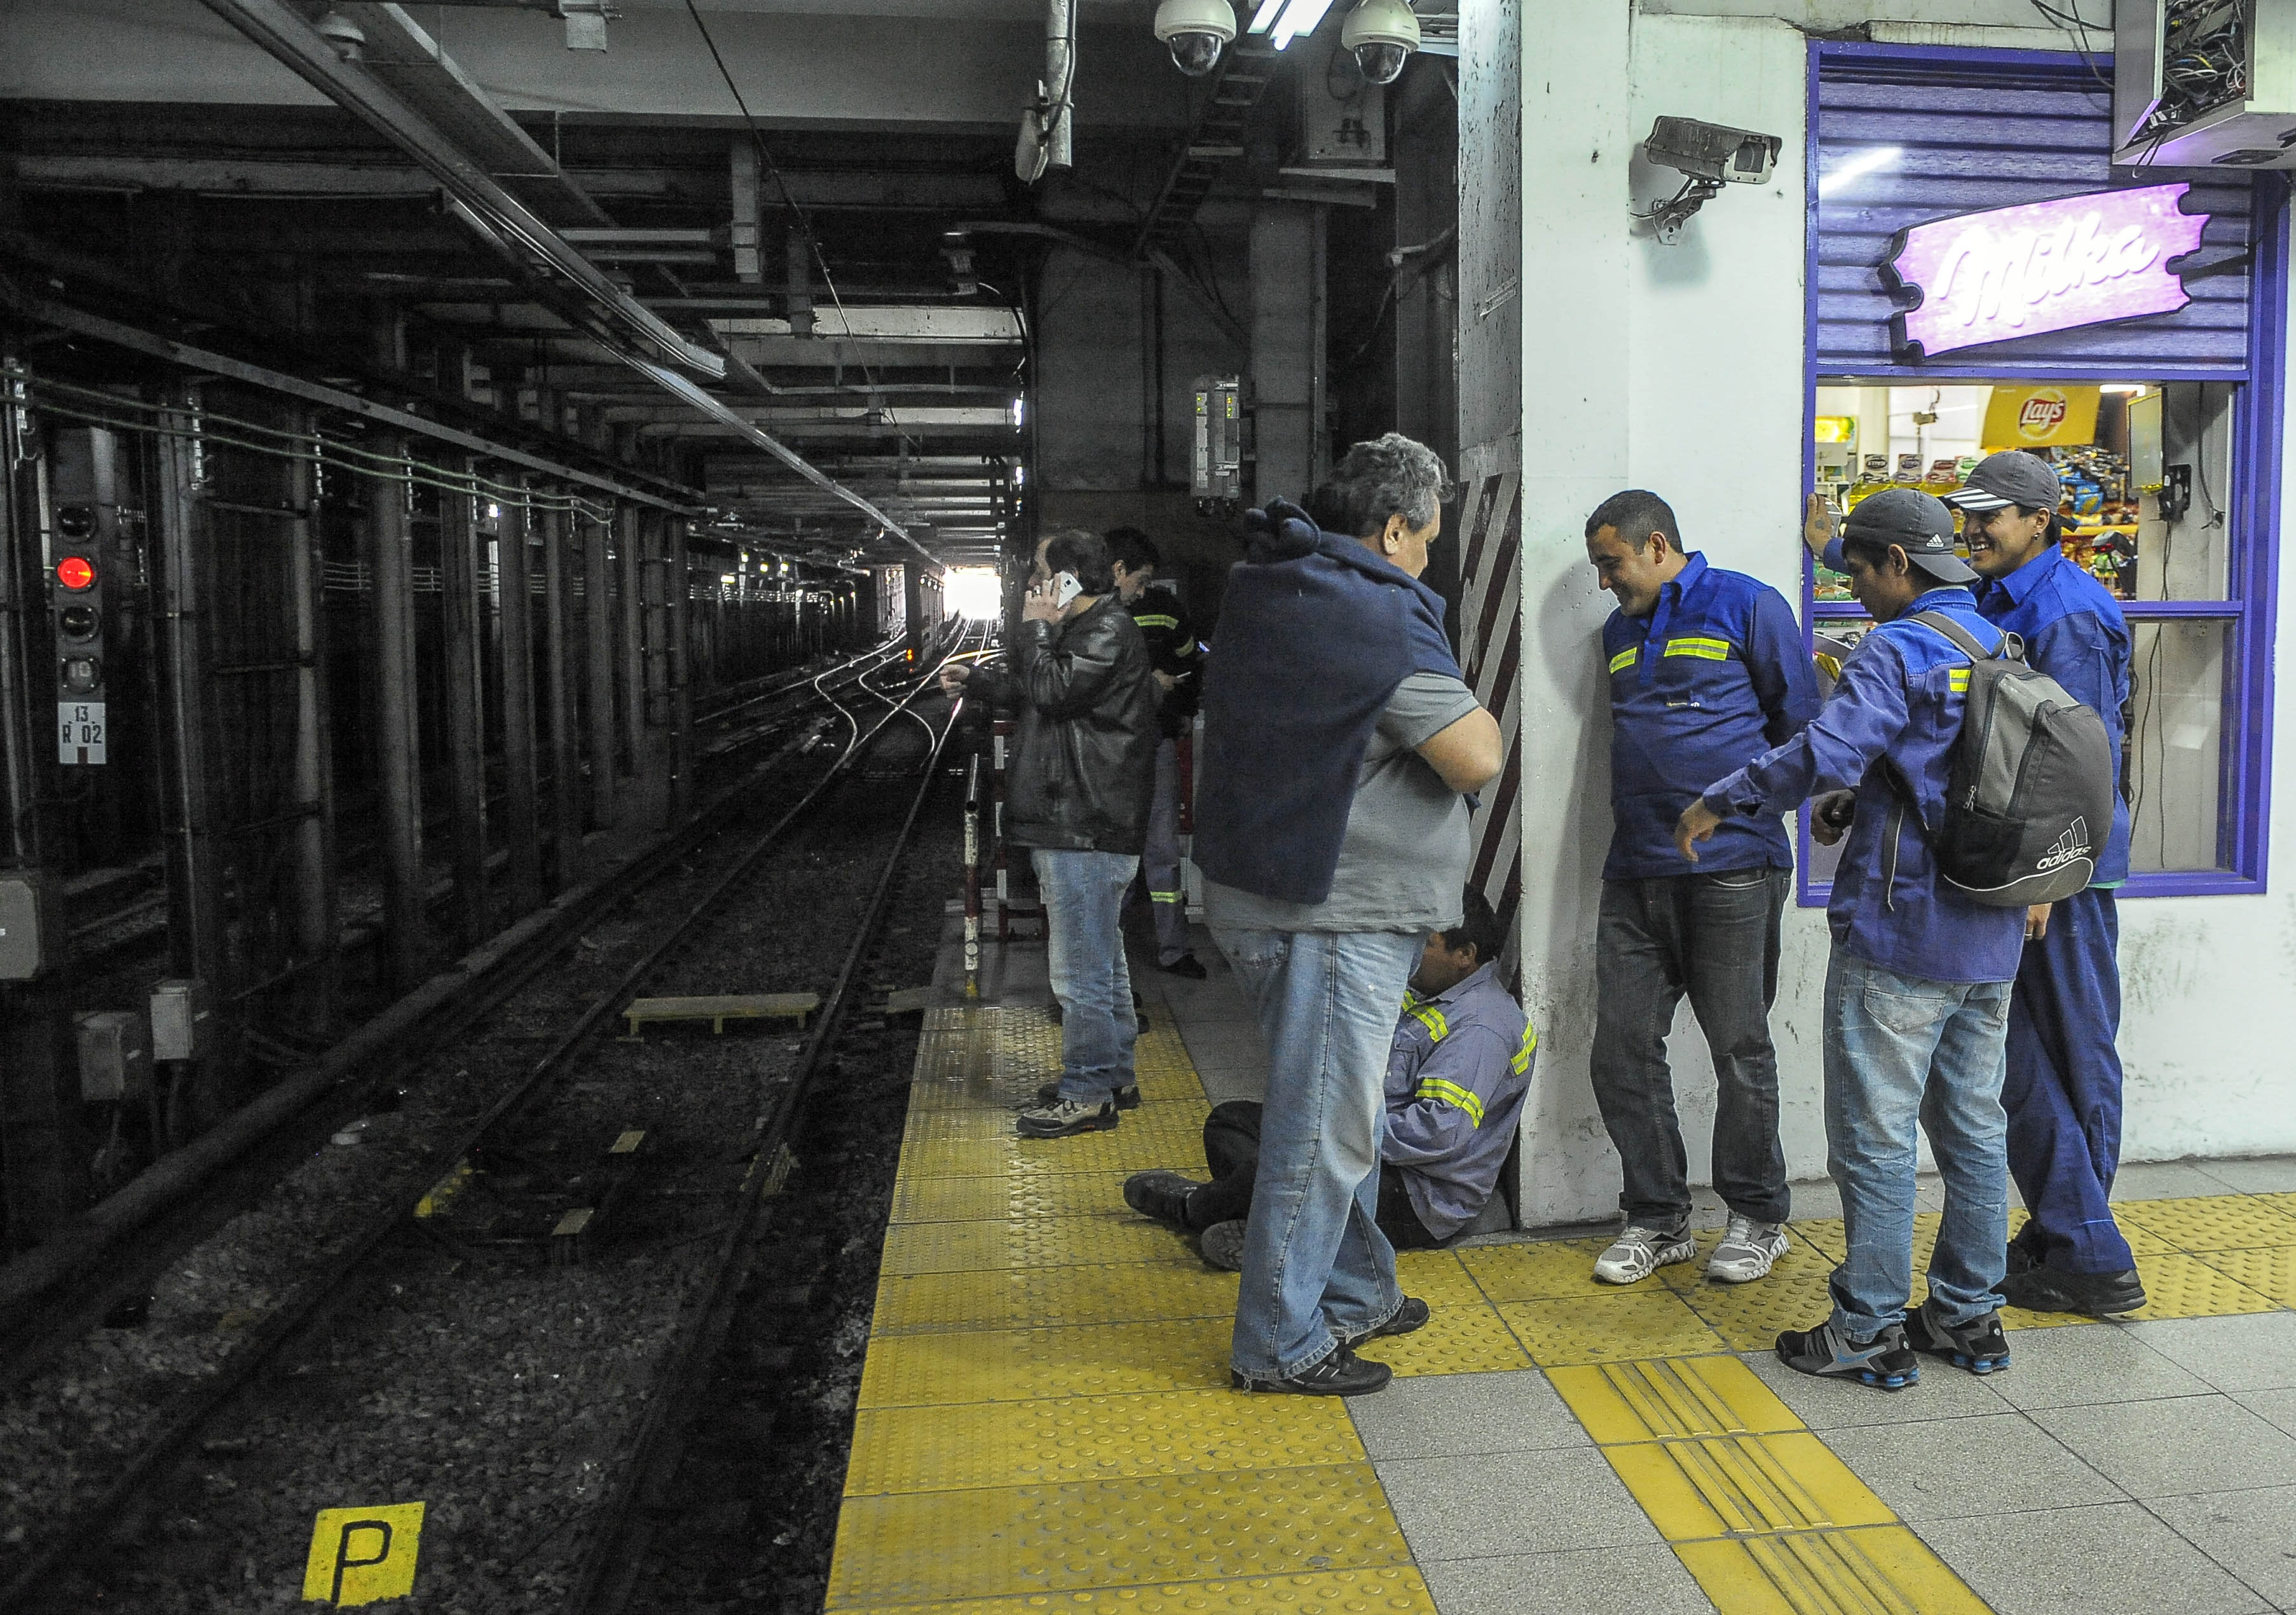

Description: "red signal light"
55 556 97 592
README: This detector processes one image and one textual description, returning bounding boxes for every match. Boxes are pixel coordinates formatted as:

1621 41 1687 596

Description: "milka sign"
1888 184 2209 358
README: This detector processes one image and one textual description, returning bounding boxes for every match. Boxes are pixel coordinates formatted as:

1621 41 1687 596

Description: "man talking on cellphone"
941 530 1162 1137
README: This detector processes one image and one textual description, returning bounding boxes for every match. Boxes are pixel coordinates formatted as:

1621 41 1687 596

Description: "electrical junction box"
1297 29 1387 167
149 978 211 1062
1192 375 1243 514
2114 0 2296 168
77 1009 153 1103
0 871 57 981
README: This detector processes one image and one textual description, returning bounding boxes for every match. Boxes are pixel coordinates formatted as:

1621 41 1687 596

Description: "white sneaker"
1592 1223 1697 1284
1706 1214 1789 1283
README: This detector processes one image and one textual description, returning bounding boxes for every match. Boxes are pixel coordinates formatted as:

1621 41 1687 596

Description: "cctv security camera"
1155 0 1238 77
1644 116 1782 187
1341 0 1419 86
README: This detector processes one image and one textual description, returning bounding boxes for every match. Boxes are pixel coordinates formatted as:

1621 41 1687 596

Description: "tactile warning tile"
858 1316 1234 1408
1390 1249 1484 1309
1497 1292 1728 1368
1353 1304 1531 1377
1678 1270 1840 1353
873 1260 1235 1334
889 1172 1135 1225
881 1216 1193 1275
1658 1228 1836 1294
824 1463 1411 1607
1547 1353 1801 1445
2190 1244 2296 1307
2009 1204 2175 1256
905 1103 1212 1146
901 1113 1218 1178
1458 1237 1622 1301
824 1565 1437 1615
2117 1193 2296 1251
2122 1250 2281 1320
1608 1432 1896 1539
1674 1524 1993 1615
845 1390 1364 1495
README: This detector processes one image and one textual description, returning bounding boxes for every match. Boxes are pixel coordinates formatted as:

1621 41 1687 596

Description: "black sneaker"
1161 953 1208 980
1133 991 1149 1031
2006 1221 2046 1275
1231 1345 1392 1397
1015 1097 1118 1138
1903 1298 2011 1375
1123 1169 1203 1231
1037 1080 1141 1110
2000 1264 2147 1317
1775 1319 1919 1391
1339 1296 1430 1349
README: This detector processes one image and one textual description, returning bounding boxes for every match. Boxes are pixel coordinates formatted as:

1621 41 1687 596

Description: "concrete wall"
1510 6 2296 1228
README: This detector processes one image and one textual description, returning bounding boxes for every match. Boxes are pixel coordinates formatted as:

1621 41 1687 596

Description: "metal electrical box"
0 871 57 981
77 1009 153 1103
150 979 211 1062
2114 0 2296 168
1192 375 1243 516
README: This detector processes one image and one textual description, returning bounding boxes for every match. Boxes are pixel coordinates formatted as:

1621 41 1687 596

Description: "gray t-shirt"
1205 671 1480 935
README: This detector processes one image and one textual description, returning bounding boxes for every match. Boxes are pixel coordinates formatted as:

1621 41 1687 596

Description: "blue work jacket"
1975 547 2133 887
1602 553 1821 879
1703 586 2025 986
1384 961 1535 1240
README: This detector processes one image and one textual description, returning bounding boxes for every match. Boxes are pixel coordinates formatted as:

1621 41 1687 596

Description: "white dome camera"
1340 0 1419 86
1154 0 1237 77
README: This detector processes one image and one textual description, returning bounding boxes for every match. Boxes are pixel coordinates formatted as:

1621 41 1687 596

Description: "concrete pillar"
365 436 430 993
440 465 490 951
541 505 583 890
496 486 543 915
1248 203 1327 504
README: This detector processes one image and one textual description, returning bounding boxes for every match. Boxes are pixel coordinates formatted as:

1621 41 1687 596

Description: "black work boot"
2001 1264 2147 1317
1123 1169 1203 1232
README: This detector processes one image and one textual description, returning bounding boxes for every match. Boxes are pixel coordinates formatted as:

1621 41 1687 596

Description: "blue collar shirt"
1601 553 1821 879
1701 586 2025 985
1974 546 2133 886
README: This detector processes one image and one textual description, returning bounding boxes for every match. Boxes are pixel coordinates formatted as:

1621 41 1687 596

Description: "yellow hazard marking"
414 1159 476 1220
608 1129 645 1155
301 1502 423 1607
552 1207 594 1239
1676 1525 1996 1615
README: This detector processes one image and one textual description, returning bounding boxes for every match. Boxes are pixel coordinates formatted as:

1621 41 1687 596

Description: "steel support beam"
285 405 339 1024
366 435 430 991
666 519 693 823
616 504 645 799
584 512 617 828
541 504 582 890
440 463 490 950
154 389 229 996
496 486 542 915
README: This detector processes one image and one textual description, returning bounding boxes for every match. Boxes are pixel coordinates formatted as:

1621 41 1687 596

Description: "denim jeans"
1143 738 1192 965
1590 870 1791 1230
1823 949 2012 1338
1211 925 1424 1378
1032 848 1140 1103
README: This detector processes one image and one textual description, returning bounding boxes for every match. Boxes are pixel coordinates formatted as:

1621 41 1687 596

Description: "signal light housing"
50 427 116 766
55 554 96 591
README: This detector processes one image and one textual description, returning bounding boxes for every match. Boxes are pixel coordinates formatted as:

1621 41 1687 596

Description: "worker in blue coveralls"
1941 451 2145 1317
1582 491 1821 1290
1682 489 2023 1391
1121 889 1534 1269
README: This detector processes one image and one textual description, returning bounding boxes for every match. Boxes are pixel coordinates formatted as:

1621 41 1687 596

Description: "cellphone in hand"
1049 570 1082 609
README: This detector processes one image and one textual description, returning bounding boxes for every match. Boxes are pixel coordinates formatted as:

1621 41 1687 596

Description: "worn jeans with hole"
1590 870 1792 1230
1211 926 1423 1378
1823 949 2012 1338
1032 848 1140 1104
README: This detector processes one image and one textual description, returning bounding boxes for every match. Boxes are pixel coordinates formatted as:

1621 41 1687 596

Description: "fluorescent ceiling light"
1250 0 1334 46
2100 383 2149 393
1247 0 1285 31
1817 146 1902 198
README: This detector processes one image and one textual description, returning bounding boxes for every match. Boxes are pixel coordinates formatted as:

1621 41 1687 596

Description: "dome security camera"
1154 0 1238 77
1340 0 1418 85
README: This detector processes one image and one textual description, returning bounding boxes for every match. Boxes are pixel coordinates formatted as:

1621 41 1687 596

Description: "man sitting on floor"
1123 891 1534 1266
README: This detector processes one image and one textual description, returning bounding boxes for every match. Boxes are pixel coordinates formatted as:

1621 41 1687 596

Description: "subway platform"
828 905 2296 1615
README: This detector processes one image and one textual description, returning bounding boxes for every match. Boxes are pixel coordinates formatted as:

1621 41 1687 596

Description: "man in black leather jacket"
940 529 1161 1137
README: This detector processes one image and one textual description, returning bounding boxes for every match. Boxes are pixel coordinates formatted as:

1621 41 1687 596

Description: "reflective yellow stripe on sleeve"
1406 1003 1449 1041
1414 1076 1486 1127
1134 614 1180 630
1948 666 1971 692
1512 1021 1539 1076
1664 636 1732 661
1608 647 1639 674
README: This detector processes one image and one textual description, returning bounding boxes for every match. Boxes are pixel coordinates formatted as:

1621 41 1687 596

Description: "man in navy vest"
1583 491 1820 1289
1194 434 1502 1398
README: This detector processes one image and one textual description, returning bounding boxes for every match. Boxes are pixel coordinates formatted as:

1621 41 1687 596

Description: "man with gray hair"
1195 433 1503 1397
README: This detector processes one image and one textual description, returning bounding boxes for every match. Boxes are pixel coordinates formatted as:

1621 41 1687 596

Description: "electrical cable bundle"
2140 0 2250 140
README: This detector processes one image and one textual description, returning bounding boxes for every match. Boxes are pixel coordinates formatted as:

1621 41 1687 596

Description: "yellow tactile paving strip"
828 1003 2296 1615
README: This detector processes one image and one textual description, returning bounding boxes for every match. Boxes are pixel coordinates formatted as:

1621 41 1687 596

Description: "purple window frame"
1798 38 2287 906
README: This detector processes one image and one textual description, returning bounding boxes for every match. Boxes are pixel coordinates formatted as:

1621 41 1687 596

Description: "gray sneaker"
1015 1096 1117 1138
1706 1214 1790 1283
1199 1219 1247 1270
1592 1223 1697 1285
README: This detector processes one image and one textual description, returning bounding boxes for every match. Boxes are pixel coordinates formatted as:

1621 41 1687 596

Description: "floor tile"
2032 1393 2296 1497
1822 1411 2126 1519
2238 1387 2296 1438
1913 1501 2269 1615
2149 1485 2296 1611
1421 1544 1718 1614
1983 1321 2216 1410
1602 1431 1896 1537
1375 1446 1660 1561
2119 1196 2296 1253
1675 1527 1992 1615
1354 1302 1534 1377
2114 1162 2248 1203
1737 1347 2014 1429
1498 1292 1727 1367
2192 1245 2296 1308
1457 1237 1619 1301
2192 1157 2296 1195
2128 1312 2296 1392
1344 1368 1589 1460
1549 1354 1802 1445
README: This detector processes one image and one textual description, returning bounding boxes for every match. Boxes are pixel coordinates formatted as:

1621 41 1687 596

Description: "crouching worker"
1124 890 1533 1267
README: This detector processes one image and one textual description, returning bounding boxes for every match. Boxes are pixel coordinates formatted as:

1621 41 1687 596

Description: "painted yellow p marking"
302 1502 424 1606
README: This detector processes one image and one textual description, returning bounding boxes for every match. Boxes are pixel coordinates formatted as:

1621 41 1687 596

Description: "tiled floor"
830 914 2296 1614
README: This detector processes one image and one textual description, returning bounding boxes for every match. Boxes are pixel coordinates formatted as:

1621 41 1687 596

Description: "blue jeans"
1823 950 2012 1338
1212 925 1424 1378
1032 849 1140 1103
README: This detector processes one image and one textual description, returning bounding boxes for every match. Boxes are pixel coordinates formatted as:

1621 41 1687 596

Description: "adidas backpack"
1899 610 2117 907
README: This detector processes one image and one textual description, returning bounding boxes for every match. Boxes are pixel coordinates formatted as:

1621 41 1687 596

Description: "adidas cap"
1942 450 2063 515
1831 488 1978 585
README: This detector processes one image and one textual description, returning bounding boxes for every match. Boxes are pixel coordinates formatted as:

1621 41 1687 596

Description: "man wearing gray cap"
1678 488 2023 1392
1943 451 2143 1318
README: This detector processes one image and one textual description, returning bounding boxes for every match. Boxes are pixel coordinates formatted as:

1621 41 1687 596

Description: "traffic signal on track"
50 425 116 764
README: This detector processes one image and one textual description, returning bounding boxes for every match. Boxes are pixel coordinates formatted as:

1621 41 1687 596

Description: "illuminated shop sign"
1887 183 2210 359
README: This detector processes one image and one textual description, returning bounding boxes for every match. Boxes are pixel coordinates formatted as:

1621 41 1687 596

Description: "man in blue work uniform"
1944 451 2145 1317
1107 527 1208 979
1122 890 1533 1266
1682 489 2023 1391
1583 491 1821 1288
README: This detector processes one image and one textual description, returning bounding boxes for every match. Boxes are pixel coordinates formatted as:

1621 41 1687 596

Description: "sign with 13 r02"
59 700 106 765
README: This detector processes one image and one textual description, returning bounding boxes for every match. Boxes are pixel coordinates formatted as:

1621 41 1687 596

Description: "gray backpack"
1894 610 2117 907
